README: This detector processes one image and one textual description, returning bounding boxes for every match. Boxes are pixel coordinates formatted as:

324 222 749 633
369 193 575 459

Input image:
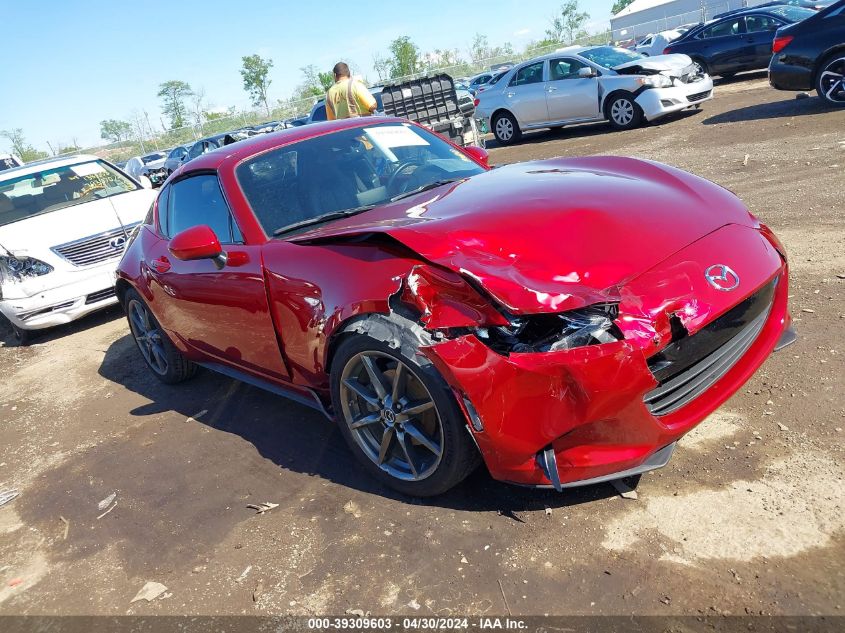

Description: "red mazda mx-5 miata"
116 117 794 496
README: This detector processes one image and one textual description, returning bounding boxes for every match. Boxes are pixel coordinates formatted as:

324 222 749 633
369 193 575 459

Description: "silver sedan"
475 45 714 145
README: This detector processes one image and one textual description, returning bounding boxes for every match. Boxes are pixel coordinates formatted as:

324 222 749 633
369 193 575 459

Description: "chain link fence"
62 2 761 164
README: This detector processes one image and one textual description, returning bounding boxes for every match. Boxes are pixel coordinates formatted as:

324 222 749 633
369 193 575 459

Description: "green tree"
1 128 48 162
387 36 420 78
99 119 132 142
297 64 330 99
524 38 558 59
546 1 590 44
318 71 334 92
157 80 193 129
611 0 634 15
240 54 274 116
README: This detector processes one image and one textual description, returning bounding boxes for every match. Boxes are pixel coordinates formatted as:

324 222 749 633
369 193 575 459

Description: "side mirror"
168 225 227 269
578 67 596 78
139 175 153 189
464 145 489 167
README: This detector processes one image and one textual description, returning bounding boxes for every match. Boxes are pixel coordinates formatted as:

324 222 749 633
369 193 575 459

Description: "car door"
146 175 289 381
503 61 550 126
695 17 746 74
742 14 784 69
545 57 601 122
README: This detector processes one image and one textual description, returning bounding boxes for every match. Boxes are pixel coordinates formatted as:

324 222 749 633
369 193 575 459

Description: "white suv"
0 155 156 344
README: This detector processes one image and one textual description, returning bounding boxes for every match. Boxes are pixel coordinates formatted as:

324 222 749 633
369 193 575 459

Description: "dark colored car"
715 0 836 17
164 145 190 175
663 5 816 77
769 0 845 105
115 117 792 497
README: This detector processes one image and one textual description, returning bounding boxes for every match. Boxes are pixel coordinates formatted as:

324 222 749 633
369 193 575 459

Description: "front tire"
816 53 845 107
124 289 197 384
605 93 643 130
1 314 33 346
492 112 522 145
330 324 479 496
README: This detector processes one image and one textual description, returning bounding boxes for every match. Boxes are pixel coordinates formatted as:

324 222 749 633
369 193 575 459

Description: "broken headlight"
474 303 623 355
638 74 672 89
0 255 54 283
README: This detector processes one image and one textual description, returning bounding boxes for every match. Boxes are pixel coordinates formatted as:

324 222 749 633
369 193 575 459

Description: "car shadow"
703 95 834 124
97 332 621 513
0 304 124 349
484 108 703 150
712 69 768 86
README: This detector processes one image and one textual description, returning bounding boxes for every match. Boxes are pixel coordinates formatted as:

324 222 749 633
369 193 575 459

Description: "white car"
0 155 156 344
635 30 683 57
475 45 714 145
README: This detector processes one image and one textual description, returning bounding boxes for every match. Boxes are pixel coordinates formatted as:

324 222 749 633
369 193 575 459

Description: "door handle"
150 256 171 273
506 92 515 98
547 87 558 92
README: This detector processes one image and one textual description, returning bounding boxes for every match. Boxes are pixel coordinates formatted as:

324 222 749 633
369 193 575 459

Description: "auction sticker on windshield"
364 125 430 149
70 162 106 177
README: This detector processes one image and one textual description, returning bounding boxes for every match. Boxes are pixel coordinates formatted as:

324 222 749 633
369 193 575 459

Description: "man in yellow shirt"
325 62 377 120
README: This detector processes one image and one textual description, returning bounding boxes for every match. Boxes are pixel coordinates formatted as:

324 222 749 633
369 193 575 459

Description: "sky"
1 0 615 153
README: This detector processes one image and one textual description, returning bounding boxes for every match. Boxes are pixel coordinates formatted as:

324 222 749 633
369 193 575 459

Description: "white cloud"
513 28 531 36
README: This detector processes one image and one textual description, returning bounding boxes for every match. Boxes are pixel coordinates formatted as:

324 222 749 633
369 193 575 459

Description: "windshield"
237 122 485 236
0 160 139 226
767 6 816 21
581 46 643 69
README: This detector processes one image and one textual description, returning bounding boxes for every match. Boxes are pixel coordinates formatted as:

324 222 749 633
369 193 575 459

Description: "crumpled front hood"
291 156 757 314
613 53 693 76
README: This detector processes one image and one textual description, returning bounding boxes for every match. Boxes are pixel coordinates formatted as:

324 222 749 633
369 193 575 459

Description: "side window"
640 36 653 47
187 143 203 160
312 104 327 121
744 15 780 32
166 175 239 243
510 61 545 87
549 58 590 81
157 184 170 235
700 18 742 38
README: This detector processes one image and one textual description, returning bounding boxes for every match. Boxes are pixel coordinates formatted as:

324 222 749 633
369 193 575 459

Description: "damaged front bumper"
636 74 714 121
420 225 790 490
0 268 118 330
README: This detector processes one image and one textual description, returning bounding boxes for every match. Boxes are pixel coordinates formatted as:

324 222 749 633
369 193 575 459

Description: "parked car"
635 29 683 56
0 155 155 344
0 154 23 172
183 132 253 166
663 5 817 77
467 71 496 95
769 0 845 105
476 46 713 144
474 69 508 95
164 144 190 175
115 117 792 496
125 151 168 187
716 0 836 16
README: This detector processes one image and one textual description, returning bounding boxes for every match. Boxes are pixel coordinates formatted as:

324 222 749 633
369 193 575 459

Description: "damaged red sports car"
116 117 794 496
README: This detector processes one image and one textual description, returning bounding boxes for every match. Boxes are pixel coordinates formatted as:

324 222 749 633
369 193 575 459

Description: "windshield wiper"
389 178 464 203
273 204 376 237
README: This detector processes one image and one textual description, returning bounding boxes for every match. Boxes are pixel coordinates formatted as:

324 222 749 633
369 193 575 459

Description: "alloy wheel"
611 99 634 126
127 299 168 376
339 351 444 482
495 117 514 142
819 56 845 104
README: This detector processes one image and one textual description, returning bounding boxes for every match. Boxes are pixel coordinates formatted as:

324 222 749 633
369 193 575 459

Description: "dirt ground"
1 73 843 618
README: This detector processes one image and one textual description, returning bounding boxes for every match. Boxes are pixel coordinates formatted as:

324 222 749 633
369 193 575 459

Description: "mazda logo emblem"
704 264 740 291
109 236 127 250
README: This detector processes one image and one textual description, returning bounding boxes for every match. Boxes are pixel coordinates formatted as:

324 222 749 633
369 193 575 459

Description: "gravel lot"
1 73 843 617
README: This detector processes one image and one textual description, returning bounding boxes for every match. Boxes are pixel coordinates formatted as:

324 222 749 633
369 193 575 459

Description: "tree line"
3 2 594 157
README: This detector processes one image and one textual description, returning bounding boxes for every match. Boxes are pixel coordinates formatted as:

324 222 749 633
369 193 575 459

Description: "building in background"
610 0 768 42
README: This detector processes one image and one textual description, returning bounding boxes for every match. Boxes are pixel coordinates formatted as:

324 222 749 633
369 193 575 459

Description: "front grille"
52 223 138 268
644 281 775 416
687 90 712 102
85 287 116 304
